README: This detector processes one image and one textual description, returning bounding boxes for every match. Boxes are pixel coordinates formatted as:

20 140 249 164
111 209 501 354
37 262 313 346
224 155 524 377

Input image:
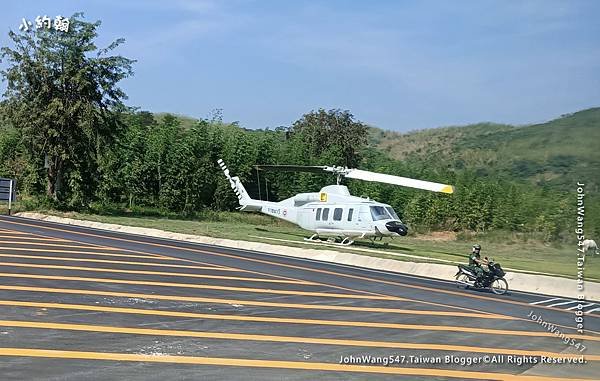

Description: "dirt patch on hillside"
414 231 457 241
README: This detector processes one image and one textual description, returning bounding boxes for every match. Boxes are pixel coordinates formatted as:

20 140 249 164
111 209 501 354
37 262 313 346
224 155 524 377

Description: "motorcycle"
455 258 508 295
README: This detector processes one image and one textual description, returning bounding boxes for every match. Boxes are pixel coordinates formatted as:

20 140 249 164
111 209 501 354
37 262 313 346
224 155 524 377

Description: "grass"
9 205 598 281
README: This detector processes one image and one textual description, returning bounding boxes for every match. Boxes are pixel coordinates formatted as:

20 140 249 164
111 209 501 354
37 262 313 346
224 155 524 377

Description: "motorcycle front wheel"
491 278 508 295
455 273 471 289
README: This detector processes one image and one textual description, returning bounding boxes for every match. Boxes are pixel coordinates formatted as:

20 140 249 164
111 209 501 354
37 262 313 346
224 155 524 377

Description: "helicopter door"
314 207 324 229
357 205 373 229
347 207 358 227
297 208 312 230
329 208 338 228
333 208 343 223
320 208 330 229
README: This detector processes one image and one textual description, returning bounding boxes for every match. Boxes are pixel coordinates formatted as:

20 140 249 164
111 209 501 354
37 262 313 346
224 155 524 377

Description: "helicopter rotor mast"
254 165 454 194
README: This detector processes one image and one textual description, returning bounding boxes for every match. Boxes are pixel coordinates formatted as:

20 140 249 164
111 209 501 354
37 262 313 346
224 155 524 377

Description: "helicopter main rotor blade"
344 169 455 194
254 164 455 193
254 165 331 173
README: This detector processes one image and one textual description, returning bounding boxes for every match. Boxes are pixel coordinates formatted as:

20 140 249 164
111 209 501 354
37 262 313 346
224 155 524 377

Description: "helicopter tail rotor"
217 159 252 203
218 159 290 213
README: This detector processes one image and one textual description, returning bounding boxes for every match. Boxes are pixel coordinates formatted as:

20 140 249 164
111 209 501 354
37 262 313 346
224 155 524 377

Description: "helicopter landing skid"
304 234 354 246
304 234 321 243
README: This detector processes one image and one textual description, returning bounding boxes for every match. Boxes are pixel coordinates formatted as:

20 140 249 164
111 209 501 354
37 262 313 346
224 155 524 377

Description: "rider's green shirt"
469 254 479 267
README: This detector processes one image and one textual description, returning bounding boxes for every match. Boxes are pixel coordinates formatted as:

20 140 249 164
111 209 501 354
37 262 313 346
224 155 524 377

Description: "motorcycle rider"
468 244 488 284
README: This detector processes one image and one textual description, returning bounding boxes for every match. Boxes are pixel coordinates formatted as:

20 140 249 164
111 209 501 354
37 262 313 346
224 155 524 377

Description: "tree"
147 114 180 204
0 13 134 204
97 111 155 208
270 109 369 198
289 109 368 168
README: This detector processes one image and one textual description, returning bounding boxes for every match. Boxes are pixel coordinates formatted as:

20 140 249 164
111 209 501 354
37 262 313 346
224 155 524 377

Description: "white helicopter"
217 159 454 246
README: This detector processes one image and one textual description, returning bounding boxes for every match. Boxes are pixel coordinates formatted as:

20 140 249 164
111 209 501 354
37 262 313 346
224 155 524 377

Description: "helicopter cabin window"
333 208 343 221
385 207 400 220
370 206 391 221
316 208 322 221
347 208 354 221
322 208 330 221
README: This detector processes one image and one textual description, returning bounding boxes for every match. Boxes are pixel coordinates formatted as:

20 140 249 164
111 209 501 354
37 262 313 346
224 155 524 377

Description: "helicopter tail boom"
218 159 299 222
216 159 276 212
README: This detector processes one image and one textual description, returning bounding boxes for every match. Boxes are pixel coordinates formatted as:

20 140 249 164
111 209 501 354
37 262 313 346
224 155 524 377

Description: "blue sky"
2 0 599 131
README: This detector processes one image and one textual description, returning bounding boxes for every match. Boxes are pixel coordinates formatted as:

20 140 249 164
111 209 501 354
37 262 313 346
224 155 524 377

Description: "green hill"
370 108 600 192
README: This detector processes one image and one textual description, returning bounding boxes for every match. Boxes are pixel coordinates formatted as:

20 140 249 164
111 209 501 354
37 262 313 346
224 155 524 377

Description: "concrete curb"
15 212 600 301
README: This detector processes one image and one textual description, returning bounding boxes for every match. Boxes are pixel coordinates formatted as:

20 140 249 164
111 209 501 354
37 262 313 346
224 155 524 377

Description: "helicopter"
217 159 454 246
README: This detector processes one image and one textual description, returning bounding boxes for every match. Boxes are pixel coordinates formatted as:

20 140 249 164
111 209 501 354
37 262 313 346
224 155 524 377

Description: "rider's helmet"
472 244 481 256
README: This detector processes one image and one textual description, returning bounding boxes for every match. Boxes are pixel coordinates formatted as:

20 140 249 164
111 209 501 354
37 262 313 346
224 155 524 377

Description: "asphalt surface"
0 215 598 380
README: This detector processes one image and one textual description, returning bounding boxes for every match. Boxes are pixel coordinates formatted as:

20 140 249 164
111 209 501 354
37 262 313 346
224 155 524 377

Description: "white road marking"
530 297 562 305
546 300 579 307
566 303 595 311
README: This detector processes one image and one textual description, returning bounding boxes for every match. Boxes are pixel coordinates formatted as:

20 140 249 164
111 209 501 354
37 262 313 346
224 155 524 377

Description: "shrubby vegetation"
0 15 597 243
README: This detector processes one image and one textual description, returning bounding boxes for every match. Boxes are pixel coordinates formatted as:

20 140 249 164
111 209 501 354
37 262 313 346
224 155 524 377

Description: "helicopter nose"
385 221 408 236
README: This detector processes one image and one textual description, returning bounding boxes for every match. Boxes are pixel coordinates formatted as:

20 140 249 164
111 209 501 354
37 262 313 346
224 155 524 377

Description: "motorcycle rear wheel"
491 278 508 295
455 273 471 289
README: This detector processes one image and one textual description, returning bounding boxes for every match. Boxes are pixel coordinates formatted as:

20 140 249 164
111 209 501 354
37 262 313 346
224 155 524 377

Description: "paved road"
0 215 598 380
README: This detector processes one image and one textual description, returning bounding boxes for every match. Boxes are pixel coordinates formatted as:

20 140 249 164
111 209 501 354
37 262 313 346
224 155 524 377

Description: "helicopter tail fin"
217 159 261 211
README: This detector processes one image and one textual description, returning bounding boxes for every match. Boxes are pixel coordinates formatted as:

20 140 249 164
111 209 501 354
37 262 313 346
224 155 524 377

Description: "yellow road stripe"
189 248 600 318
0 219 510 317
0 253 255 272
2 219 528 316
0 241 124 251
1 320 597 361
0 220 471 294
0 226 187 263
1 300 595 341
0 221 510 314
0 225 282 278
0 227 196 263
0 247 172 260
0 235 69 242
0 262 315 285
8 220 572 318
0 285 512 319
0 348 591 380
0 272 396 300
0 228 30 235
6 220 595 336
181 244 600 318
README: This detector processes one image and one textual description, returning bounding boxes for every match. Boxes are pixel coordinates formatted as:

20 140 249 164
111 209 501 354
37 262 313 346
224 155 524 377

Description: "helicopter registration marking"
267 208 281 215
320 193 327 202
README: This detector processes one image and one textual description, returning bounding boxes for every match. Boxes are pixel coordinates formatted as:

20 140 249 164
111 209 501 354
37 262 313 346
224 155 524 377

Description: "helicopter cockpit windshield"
370 205 400 221
385 206 400 220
